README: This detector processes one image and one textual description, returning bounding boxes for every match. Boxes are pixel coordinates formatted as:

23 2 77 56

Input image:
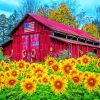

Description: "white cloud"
0 0 20 6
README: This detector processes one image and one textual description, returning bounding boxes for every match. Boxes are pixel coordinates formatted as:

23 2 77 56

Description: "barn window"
54 32 66 38
94 42 99 46
93 49 97 54
78 38 85 42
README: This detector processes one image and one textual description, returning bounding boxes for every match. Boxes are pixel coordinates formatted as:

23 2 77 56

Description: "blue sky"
0 0 100 18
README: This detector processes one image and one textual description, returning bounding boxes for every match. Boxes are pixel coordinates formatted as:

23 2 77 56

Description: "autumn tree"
82 23 100 39
48 3 78 28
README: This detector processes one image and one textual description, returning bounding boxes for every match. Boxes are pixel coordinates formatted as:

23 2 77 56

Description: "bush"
87 52 97 57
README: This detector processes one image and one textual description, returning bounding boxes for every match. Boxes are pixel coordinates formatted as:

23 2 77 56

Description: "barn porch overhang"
50 35 100 49
52 31 100 46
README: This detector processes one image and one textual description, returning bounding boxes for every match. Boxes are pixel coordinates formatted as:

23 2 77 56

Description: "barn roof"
29 14 100 42
9 13 100 43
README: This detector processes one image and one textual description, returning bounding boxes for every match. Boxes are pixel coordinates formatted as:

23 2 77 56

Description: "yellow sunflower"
17 60 25 70
45 56 56 67
69 58 76 65
21 78 36 94
0 78 4 91
0 72 5 78
81 55 90 66
49 74 56 82
76 58 82 65
69 69 79 76
3 66 10 72
96 60 100 68
10 69 18 78
61 60 75 76
51 62 60 73
33 64 47 78
84 74 99 92
41 75 49 85
51 77 67 94
70 74 83 85
6 77 18 88
25 62 30 69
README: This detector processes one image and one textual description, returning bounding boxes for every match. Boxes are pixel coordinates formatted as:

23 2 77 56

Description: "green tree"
0 14 8 43
48 3 78 28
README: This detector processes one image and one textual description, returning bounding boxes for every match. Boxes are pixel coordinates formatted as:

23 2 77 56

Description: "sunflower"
5 71 11 78
51 62 60 73
31 63 38 69
17 60 25 70
42 75 49 85
0 61 5 68
49 74 56 82
76 58 82 65
81 55 90 66
25 62 30 69
3 66 10 72
70 74 83 85
45 56 56 67
0 78 4 91
96 60 100 68
26 73 33 79
21 78 36 94
84 74 99 92
83 72 91 81
69 58 76 65
6 77 17 88
33 65 47 78
0 72 5 78
51 77 67 94
69 69 79 76
10 69 18 78
61 60 75 75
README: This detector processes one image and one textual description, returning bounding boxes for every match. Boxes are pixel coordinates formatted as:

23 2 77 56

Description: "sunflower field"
0 55 100 100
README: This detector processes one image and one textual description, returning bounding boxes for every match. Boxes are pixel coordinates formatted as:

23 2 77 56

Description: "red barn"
1 13 100 62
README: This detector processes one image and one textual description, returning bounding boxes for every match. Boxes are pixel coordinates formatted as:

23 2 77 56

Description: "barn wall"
3 15 54 62
3 42 13 59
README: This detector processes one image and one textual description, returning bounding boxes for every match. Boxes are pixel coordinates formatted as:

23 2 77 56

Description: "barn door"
30 34 39 62
21 34 39 62
21 35 29 61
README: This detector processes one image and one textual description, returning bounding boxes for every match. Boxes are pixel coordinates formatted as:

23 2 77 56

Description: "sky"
0 0 100 18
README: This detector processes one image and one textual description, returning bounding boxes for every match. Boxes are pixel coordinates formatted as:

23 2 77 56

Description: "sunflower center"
19 63 24 68
55 81 62 89
48 61 54 66
73 77 79 83
83 58 89 64
25 83 33 90
12 71 17 76
9 80 16 85
43 78 48 83
88 78 96 86
98 62 100 67
5 67 9 71
52 65 59 71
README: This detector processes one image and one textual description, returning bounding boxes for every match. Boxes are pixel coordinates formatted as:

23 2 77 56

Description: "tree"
0 14 8 43
82 23 100 39
37 5 49 18
17 0 41 18
7 10 19 33
48 3 78 28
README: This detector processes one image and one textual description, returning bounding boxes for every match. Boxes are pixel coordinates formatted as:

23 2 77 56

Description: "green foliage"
55 50 68 60
87 52 97 57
